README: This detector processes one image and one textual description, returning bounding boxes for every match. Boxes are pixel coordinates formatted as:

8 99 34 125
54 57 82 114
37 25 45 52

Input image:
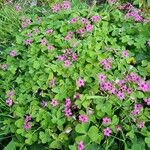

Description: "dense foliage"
0 0 150 150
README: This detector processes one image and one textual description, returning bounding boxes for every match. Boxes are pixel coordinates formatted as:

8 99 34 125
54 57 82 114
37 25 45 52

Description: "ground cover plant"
0 0 150 150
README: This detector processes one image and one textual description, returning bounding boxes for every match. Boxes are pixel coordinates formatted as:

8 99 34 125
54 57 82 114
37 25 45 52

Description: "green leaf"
112 115 119 125
88 126 102 143
39 131 50 144
75 123 89 134
145 137 150 148
4 139 16 150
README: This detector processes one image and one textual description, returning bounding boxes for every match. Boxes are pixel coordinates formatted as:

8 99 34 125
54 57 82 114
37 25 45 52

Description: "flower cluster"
57 48 77 67
64 98 72 116
100 58 113 70
21 16 32 28
51 1 71 13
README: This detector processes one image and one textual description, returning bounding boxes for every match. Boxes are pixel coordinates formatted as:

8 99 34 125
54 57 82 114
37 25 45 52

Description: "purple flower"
49 77 56 88
9 50 17 57
79 114 88 123
86 24 92 32
15 5 22 11
52 4 61 13
137 121 145 128
103 127 112 137
40 38 47 46
98 74 106 82
91 15 101 22
116 125 122 131
6 98 13 106
122 50 129 58
46 29 53 34
78 141 84 150
62 1 71 10
1 64 8 71
51 99 58 107
64 60 71 67
24 122 31 130
103 117 111 124
117 91 125 100
69 17 77 23
25 39 32 45
76 78 85 87
48 45 54 51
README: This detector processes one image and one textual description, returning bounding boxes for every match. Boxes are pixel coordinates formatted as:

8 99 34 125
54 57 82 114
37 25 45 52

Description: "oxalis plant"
0 0 150 150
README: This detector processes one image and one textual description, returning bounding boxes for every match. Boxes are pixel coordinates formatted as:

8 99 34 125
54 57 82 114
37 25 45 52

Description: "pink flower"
73 93 80 99
65 98 71 107
52 4 61 13
40 38 47 46
1 64 8 71
7 90 14 97
119 2 133 10
9 50 17 57
121 85 127 92
26 19 31 25
6 98 13 106
51 99 58 107
91 15 101 22
134 103 143 110
46 29 53 34
64 35 72 41
64 60 71 67
78 141 84 150
65 108 72 116
34 28 40 33
144 98 150 106
24 115 32 130
138 81 150 92
25 115 32 123
116 125 122 131
48 45 54 51
49 77 56 88
77 28 85 34
80 18 87 24
103 127 112 137
21 22 27 28
126 11 143 22
137 121 145 128
86 24 92 32
127 88 132 94
25 39 32 45
15 5 22 11
122 50 129 58
69 17 77 23
98 74 106 82
24 122 31 130
62 1 71 10
79 115 88 123
76 78 85 87
72 53 77 61
117 91 125 100
103 117 111 124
